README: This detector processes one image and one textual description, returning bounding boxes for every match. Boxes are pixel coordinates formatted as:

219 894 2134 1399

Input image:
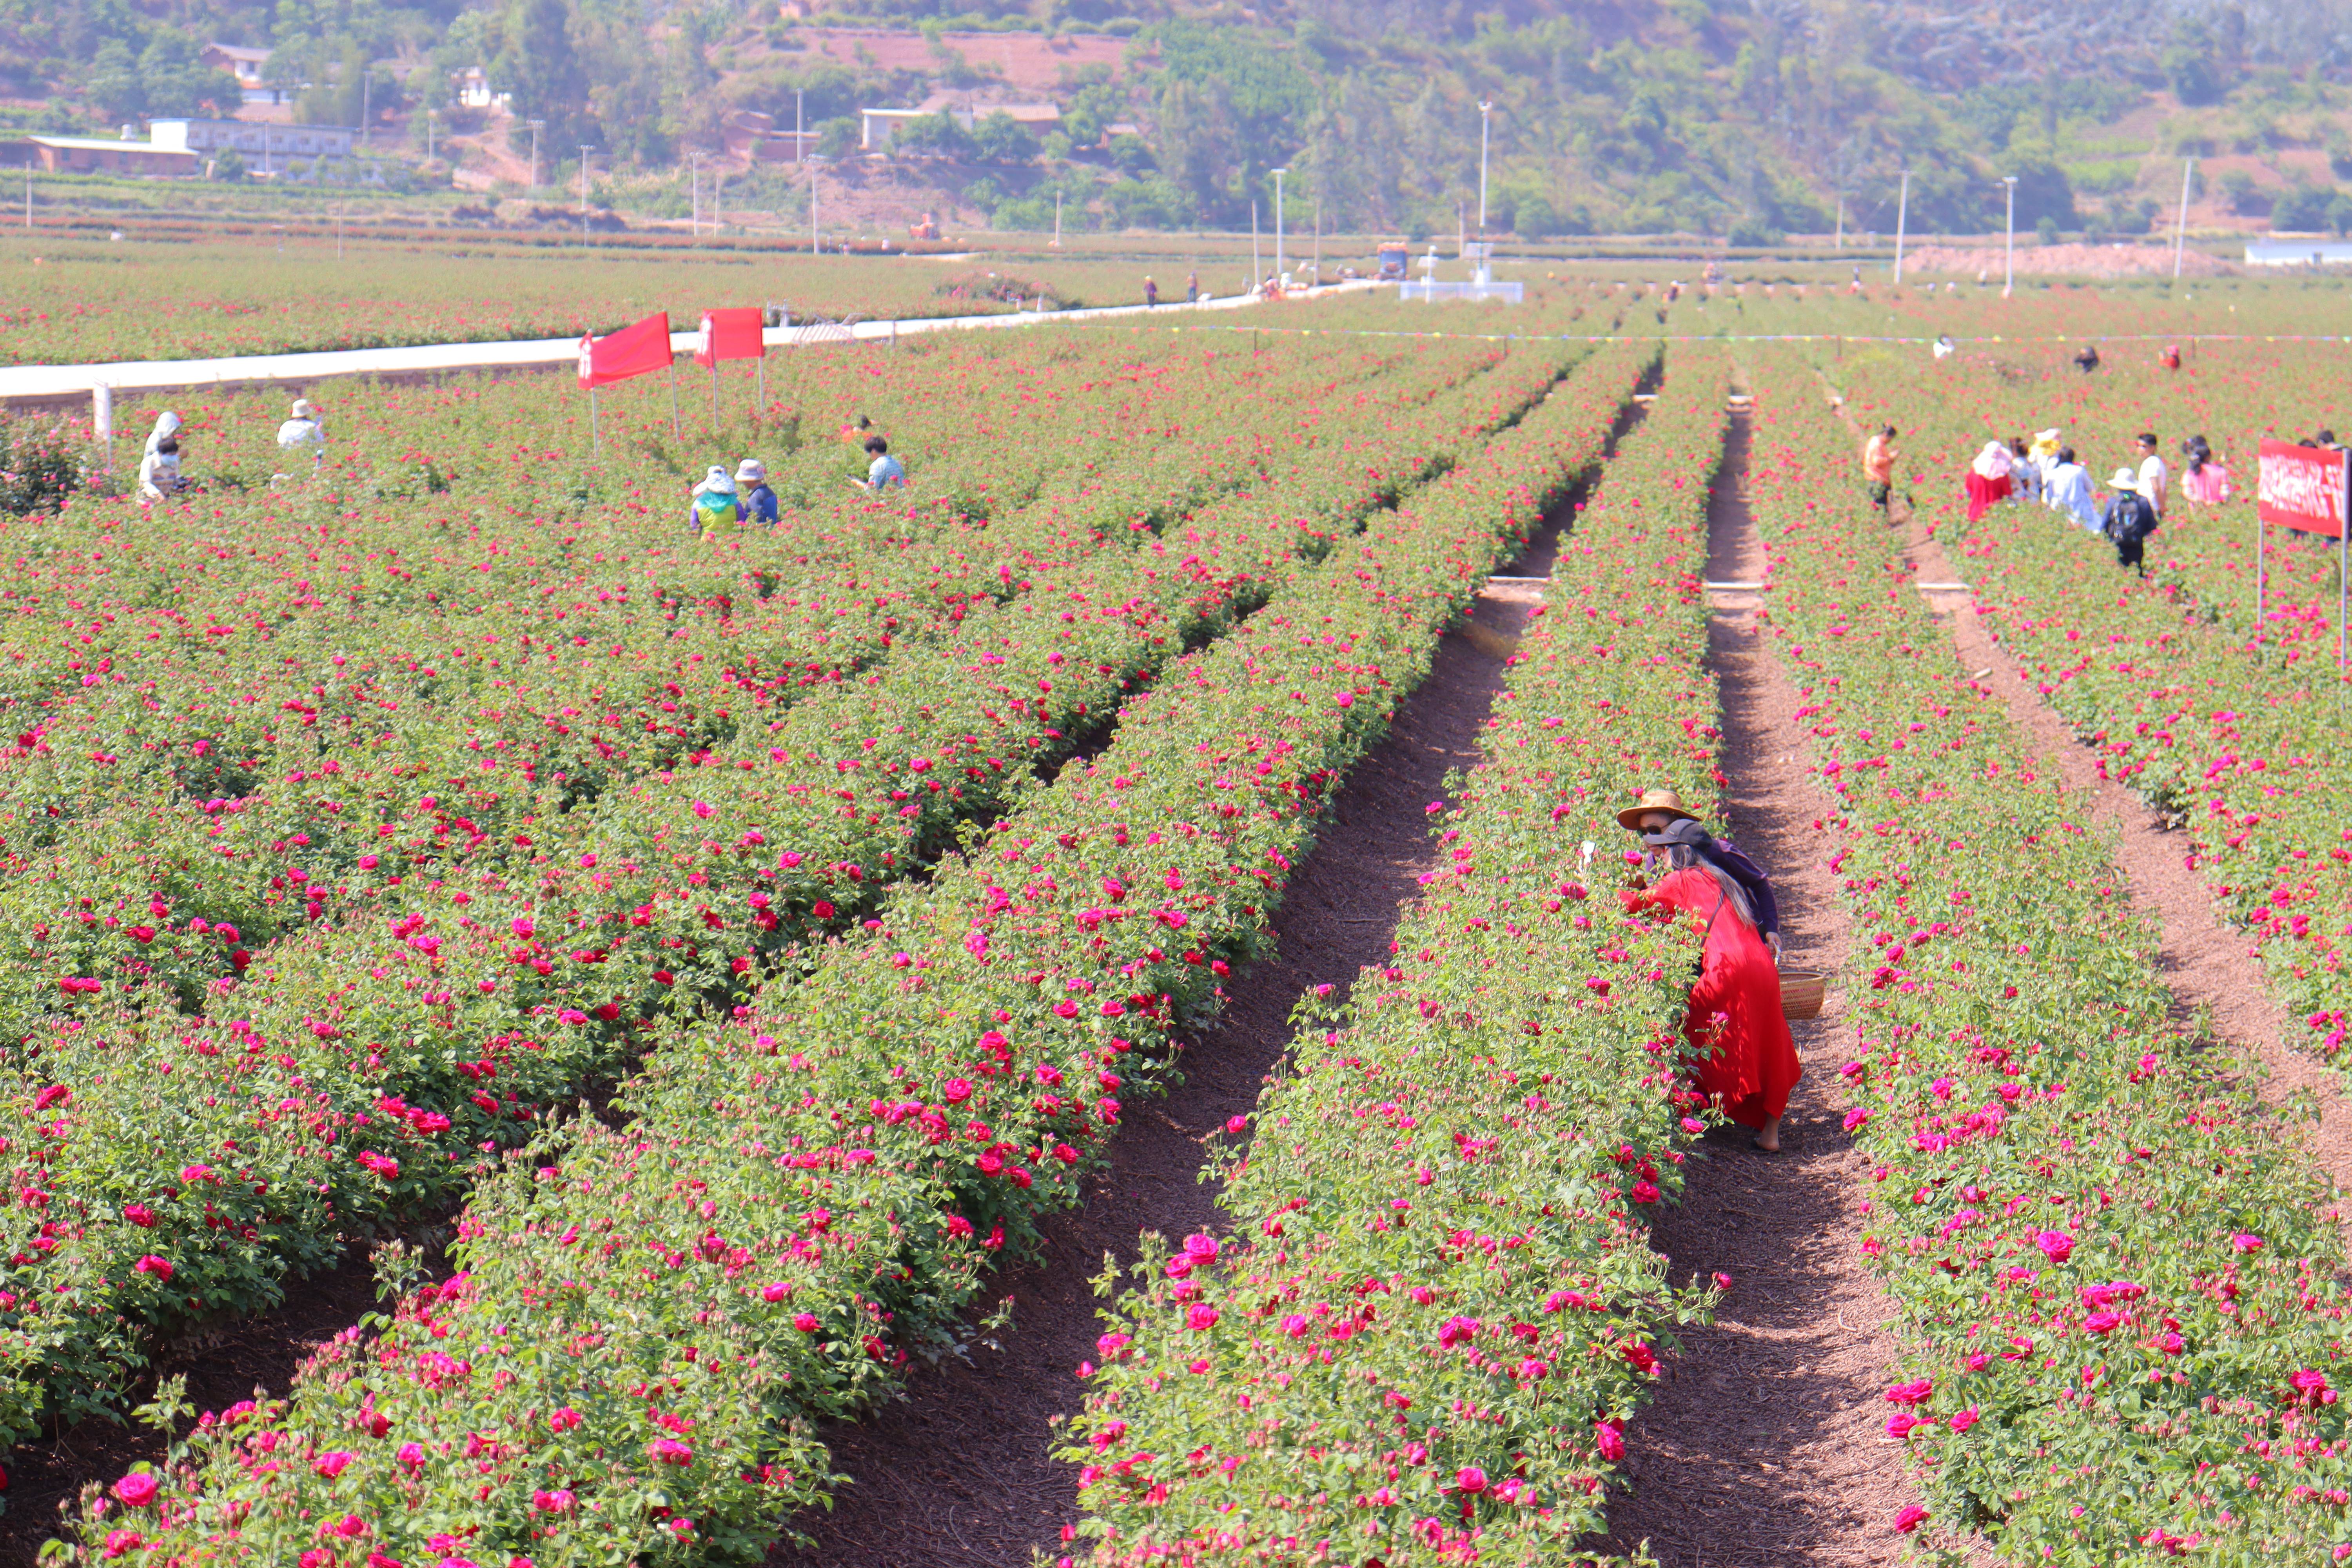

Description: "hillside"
7 0 2352 241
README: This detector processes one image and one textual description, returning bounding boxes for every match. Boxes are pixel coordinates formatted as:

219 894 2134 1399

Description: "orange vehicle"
908 211 941 241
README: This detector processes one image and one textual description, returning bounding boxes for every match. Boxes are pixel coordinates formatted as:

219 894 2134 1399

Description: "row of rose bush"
0 340 1567 1447
61 343 1659 1566
1744 346 2352 1563
1058 352 1736 1566
1831 344 2352 1074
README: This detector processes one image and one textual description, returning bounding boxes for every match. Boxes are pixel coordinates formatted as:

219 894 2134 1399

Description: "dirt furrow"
1895 498 2352 1205
778 474 1620 1568
1593 407 1923 1567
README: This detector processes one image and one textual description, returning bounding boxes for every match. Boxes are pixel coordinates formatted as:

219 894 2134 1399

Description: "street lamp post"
1892 169 1912 283
2174 156 2195 282
2002 174 2018 297
527 119 544 190
1477 100 1492 234
1272 167 1287 281
578 146 593 230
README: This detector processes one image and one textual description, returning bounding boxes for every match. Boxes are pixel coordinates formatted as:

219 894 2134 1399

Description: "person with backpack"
1616 787 1799 1153
2102 469 2158 577
688 465 743 537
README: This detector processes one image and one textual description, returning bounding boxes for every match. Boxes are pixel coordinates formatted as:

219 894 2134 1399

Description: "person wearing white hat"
137 409 186 503
277 398 324 456
734 458 778 524
688 464 742 537
2101 468 2158 577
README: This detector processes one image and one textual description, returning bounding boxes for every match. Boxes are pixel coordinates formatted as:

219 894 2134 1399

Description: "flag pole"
668 361 682 439
590 387 600 456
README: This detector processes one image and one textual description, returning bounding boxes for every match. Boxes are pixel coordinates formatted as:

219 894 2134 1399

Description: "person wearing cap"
1615 787 1799 1153
2101 468 2158 577
277 398 324 456
734 458 778 524
688 465 743 537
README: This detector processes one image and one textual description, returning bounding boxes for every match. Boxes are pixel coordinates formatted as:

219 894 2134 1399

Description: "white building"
149 118 358 173
199 43 292 105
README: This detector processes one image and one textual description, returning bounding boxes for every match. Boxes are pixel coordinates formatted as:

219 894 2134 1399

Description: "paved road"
0 281 1378 404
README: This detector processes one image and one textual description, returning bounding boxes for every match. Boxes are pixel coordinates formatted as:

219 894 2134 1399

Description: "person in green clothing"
688 465 742 535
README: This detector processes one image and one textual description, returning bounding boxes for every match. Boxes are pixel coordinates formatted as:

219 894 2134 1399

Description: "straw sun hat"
1615 786 1701 832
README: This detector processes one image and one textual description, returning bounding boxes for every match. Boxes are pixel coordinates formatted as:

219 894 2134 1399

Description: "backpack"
2108 493 2155 544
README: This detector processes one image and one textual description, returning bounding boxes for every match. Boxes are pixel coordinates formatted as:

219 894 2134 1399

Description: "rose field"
2 263 2352 1567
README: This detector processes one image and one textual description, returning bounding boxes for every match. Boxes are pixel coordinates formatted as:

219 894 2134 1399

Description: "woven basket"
1779 967 1828 1021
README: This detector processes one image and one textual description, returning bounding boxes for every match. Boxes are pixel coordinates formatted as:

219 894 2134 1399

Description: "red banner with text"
2256 439 2348 539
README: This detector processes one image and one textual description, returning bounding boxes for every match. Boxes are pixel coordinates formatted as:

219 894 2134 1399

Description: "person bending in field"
2102 468 2159 578
1964 439 2014 523
1616 787 1798 1154
1862 425 1899 514
851 435 906 494
277 398 324 457
137 436 187 503
2073 343 2101 374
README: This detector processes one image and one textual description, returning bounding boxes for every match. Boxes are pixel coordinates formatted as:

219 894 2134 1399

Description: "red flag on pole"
695 308 765 367
578 312 674 388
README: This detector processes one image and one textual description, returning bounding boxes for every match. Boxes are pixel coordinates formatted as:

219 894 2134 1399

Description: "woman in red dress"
1616 796 1801 1152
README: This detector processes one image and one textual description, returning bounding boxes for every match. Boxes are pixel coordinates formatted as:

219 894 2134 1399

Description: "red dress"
1621 869 1802 1129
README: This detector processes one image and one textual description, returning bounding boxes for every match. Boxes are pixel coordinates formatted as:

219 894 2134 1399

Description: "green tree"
497 0 589 145
973 111 1036 164
894 112 976 159
85 38 141 120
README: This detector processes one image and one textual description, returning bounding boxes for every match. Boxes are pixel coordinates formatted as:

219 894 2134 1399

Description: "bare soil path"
779 452 1628 1568
0 1250 408 1567
1593 408 1924 1567
1890 474 2352 1207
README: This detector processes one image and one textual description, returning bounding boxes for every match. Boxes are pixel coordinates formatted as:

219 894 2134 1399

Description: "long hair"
1648 840 1755 930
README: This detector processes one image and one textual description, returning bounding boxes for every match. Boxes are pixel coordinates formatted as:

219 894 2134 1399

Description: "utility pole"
527 119 544 189
2002 174 2018 298
713 170 722 236
1251 198 1261 287
795 89 805 164
361 72 370 148
688 150 702 236
1052 187 1061 247
1835 191 1844 249
425 108 435 163
22 163 29 231
1272 167 1287 281
1477 99 1492 234
1892 169 1911 283
578 145 593 230
810 158 820 253
2174 157 2194 282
